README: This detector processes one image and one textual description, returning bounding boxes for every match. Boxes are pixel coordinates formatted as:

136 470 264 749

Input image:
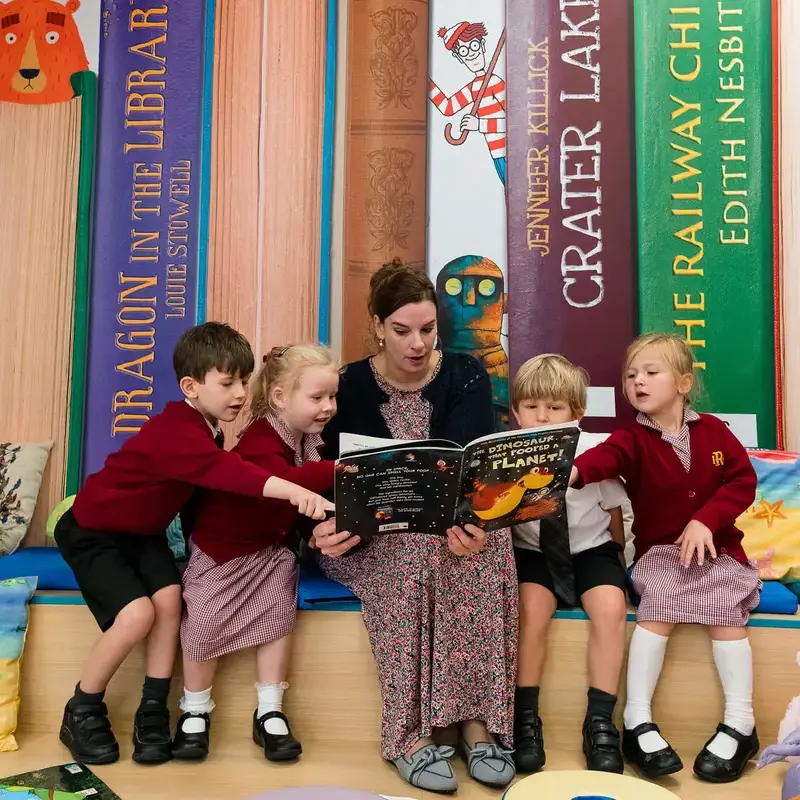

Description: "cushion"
297 563 359 611
0 441 53 555
0 547 78 591
45 494 75 540
0 575 37 751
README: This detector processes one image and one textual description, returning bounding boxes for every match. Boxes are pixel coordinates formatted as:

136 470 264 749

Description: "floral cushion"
0 442 53 556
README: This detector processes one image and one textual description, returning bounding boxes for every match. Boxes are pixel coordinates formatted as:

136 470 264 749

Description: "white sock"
257 681 289 735
707 638 755 760
623 626 671 753
179 687 215 734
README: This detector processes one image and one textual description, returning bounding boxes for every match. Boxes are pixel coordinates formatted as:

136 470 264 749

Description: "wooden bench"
2 596 796 799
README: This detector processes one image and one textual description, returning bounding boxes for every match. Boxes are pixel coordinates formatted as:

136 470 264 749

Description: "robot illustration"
436 255 509 428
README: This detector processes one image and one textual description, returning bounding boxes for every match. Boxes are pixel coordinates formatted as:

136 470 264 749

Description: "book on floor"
0 762 120 799
335 422 580 537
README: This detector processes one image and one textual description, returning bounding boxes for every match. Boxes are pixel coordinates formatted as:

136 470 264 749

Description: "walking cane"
444 28 507 146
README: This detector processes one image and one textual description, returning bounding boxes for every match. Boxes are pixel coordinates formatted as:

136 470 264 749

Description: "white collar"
184 398 222 437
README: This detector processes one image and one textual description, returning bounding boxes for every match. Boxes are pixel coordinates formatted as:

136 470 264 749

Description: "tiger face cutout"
0 0 89 104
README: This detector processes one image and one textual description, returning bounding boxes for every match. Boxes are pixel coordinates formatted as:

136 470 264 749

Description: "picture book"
335 422 580 537
0 763 120 800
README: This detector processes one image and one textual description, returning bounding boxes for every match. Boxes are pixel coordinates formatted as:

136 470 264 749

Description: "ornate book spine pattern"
342 0 429 362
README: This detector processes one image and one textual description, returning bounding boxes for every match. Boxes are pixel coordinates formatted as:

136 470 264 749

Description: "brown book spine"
342 0 430 362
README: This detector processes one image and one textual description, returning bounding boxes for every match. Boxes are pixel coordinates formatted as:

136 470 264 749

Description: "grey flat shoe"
460 737 516 788
391 744 458 794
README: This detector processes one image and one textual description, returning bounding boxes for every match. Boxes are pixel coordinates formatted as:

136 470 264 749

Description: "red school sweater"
573 413 757 563
72 401 272 535
190 418 335 564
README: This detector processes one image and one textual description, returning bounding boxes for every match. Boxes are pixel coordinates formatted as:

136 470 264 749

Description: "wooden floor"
2 603 794 799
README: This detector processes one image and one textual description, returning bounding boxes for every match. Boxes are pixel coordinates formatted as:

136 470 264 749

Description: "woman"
309 260 517 793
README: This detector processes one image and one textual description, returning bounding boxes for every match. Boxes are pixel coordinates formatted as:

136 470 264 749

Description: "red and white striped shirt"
429 73 506 159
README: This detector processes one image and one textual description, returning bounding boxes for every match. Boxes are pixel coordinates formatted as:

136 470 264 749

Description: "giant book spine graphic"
82 4 211 476
506 0 636 431
635 0 775 448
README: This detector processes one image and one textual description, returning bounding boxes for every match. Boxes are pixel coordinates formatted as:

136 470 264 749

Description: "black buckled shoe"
622 722 682 778
513 707 546 774
583 715 624 773
252 710 302 762
132 699 173 764
59 700 119 765
172 712 210 760
693 723 759 783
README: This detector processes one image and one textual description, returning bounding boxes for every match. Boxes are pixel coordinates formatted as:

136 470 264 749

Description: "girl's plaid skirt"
181 543 298 661
632 544 760 627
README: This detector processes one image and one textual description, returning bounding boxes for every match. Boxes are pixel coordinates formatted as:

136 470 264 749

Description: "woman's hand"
308 516 361 557
676 519 716 567
446 524 486 556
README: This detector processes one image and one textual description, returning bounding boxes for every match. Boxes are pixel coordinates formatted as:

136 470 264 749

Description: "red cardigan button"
688 490 696 498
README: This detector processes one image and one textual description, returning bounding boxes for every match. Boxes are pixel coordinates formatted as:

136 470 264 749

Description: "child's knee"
586 587 627 632
115 597 156 640
519 585 556 632
151 584 183 625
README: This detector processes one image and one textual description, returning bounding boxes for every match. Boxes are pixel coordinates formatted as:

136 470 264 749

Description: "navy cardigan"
321 351 496 458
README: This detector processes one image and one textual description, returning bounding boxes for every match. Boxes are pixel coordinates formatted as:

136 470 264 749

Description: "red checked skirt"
631 544 761 627
180 544 299 661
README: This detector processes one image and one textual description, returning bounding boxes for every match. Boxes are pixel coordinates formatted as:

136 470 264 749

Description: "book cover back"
0 762 120 800
335 443 464 536
456 424 580 532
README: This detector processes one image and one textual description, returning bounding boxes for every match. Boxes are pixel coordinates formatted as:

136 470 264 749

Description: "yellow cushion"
503 770 680 799
0 577 37 752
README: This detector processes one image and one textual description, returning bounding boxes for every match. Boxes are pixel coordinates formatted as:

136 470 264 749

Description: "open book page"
339 432 406 454
456 422 581 532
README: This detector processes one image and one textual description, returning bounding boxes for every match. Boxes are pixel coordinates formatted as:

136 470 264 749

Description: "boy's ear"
179 376 198 399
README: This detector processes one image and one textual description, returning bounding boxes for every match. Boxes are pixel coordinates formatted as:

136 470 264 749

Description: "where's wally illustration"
427 1 509 429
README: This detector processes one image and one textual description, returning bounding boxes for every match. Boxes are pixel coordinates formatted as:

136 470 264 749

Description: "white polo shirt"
512 431 630 556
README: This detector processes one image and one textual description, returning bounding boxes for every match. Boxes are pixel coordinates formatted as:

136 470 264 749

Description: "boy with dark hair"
55 322 332 767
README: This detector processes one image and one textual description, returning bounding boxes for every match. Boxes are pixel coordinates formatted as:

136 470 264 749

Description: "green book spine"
635 0 775 448
66 71 98 495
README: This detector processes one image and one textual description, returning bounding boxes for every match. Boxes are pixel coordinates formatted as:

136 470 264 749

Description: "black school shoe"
132 699 173 764
693 723 759 783
59 699 120 765
513 706 546 773
622 722 683 778
582 715 624 773
172 712 211 760
252 710 303 762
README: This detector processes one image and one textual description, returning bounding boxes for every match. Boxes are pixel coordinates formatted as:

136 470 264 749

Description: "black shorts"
514 540 627 600
55 509 181 632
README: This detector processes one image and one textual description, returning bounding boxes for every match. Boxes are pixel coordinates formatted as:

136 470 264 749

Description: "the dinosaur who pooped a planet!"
468 467 554 521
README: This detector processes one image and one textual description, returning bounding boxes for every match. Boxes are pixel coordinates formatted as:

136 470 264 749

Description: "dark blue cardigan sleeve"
437 364 495 446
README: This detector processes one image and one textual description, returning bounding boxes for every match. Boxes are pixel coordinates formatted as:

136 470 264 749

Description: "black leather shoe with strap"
513 706 546 773
622 722 683 778
252 710 303 762
132 699 173 764
59 700 119 765
582 715 624 773
693 723 759 783
172 712 211 760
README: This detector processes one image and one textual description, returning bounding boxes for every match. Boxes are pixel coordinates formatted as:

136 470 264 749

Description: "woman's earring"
377 338 385 351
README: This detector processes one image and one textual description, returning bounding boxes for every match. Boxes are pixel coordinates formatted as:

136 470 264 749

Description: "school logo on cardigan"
712 451 725 467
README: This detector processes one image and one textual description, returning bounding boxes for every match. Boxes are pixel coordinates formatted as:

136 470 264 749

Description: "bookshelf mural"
2 0 800 547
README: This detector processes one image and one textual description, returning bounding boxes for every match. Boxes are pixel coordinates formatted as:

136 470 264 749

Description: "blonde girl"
570 333 759 784
173 345 339 763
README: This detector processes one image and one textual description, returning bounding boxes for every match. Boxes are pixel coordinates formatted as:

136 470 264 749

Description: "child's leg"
623 621 674 752
582 584 626 708
256 635 292 734
514 578 556 773
694 627 756 770
253 634 302 761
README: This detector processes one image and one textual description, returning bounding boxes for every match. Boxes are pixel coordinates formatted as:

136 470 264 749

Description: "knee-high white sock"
256 681 289 735
179 687 215 733
623 626 671 753
707 638 755 760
